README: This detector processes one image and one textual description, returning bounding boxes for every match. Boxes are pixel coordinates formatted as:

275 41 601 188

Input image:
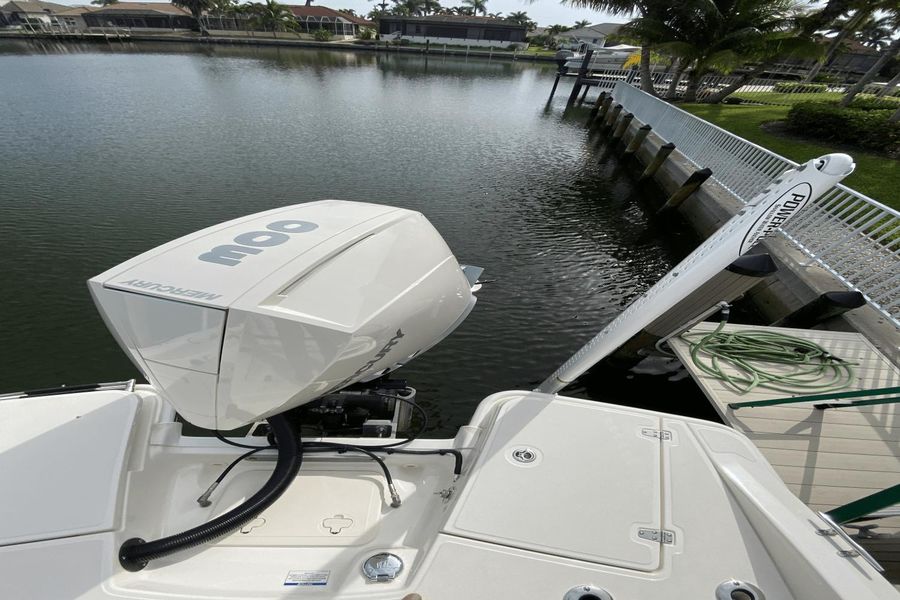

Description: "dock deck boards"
668 323 900 542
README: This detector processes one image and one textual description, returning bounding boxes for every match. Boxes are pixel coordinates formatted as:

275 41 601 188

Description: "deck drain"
507 446 542 467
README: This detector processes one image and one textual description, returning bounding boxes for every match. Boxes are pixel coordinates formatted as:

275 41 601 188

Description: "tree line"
561 0 899 104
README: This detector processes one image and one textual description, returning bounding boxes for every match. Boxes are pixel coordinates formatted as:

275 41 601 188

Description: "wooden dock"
669 322 900 576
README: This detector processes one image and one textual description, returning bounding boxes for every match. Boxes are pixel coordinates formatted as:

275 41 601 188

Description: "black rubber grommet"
119 537 148 572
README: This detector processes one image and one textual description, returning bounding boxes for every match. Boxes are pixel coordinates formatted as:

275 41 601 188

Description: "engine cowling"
89 200 477 430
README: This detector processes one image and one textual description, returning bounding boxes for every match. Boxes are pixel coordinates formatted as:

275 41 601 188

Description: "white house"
558 22 621 51
0 0 68 29
54 6 94 31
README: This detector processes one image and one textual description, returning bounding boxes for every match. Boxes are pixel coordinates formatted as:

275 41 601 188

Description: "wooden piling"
624 124 651 156
591 95 613 130
603 103 623 131
548 72 562 101
611 113 633 143
639 142 676 180
657 167 713 214
587 91 607 124
566 49 594 109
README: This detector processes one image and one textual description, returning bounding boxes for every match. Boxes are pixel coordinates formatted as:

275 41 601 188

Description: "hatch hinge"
641 428 672 441
638 528 675 544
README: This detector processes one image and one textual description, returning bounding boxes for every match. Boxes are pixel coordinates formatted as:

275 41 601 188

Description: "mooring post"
639 142 676 180
566 49 594 109
603 103 622 131
591 95 613 130
611 112 633 143
624 124 652 156
657 167 713 214
587 91 607 125
773 291 866 328
548 72 562 101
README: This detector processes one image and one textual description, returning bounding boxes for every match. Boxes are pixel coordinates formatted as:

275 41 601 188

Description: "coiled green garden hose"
679 320 856 395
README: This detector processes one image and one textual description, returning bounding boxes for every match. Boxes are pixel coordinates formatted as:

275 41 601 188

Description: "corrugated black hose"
118 413 302 572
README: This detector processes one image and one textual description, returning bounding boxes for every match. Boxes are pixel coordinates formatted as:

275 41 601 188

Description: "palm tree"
506 10 536 30
623 0 817 102
246 0 297 35
463 0 487 16
840 10 900 106
422 0 442 14
340 8 357 16
546 24 570 36
208 0 237 15
856 16 894 51
802 1 894 82
392 0 425 16
173 0 213 29
574 19 591 28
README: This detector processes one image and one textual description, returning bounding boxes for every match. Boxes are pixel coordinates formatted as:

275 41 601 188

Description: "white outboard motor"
89 200 478 430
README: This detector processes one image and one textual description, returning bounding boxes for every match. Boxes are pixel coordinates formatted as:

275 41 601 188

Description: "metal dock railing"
611 82 900 329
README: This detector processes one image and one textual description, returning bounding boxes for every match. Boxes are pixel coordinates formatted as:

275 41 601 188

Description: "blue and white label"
284 570 330 587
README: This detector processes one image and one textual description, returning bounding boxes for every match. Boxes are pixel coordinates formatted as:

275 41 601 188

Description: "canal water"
0 40 710 434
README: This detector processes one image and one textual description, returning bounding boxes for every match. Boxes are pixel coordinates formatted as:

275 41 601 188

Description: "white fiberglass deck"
669 322 900 571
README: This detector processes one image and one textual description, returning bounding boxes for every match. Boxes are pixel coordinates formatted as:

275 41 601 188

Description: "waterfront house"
557 23 621 51
82 2 193 31
286 5 373 39
54 6 95 31
378 15 527 49
0 0 67 29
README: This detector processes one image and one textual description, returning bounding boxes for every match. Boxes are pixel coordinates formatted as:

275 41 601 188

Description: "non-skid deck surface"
669 322 900 570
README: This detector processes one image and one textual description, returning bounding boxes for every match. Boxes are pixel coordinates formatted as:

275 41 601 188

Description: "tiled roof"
89 2 191 16
55 6 96 16
1 0 68 14
286 5 372 26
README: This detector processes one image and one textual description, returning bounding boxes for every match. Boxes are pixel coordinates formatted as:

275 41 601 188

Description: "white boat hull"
1 385 895 599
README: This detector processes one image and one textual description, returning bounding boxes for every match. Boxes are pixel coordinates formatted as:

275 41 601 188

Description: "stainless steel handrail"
816 511 884 573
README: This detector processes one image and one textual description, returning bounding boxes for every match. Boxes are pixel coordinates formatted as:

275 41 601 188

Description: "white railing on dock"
611 82 900 327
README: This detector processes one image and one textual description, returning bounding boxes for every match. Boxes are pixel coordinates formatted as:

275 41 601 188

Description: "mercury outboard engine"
92 200 480 570
90 200 478 431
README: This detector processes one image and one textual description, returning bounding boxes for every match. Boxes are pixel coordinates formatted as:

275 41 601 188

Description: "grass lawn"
520 47 558 57
680 103 898 209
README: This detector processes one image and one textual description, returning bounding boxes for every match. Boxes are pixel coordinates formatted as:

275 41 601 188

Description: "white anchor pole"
537 153 856 394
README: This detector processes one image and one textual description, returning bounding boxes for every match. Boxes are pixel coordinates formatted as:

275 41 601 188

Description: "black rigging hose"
119 414 302 572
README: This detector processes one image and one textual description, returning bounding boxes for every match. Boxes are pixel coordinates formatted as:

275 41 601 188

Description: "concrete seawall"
0 31 558 63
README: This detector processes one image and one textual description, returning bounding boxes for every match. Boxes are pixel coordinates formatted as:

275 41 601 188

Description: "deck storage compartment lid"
445 393 664 571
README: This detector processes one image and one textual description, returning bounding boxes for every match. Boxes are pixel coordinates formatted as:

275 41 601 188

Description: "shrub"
772 82 827 93
812 73 841 84
357 27 374 41
847 96 900 111
313 28 332 42
786 101 899 155
722 96 744 105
